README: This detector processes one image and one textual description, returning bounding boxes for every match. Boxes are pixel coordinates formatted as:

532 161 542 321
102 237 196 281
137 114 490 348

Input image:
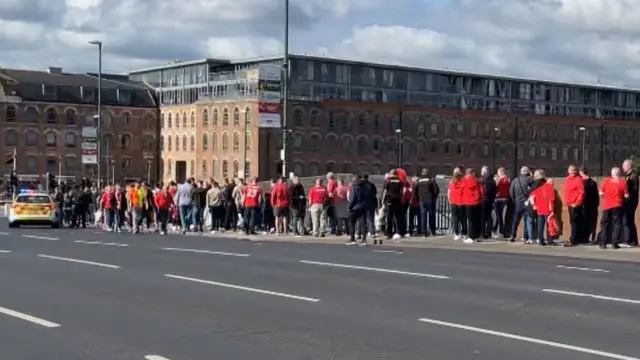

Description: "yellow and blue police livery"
8 190 60 228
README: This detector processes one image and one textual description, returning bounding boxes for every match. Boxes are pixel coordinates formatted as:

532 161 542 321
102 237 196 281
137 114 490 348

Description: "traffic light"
46 172 55 191
9 171 17 187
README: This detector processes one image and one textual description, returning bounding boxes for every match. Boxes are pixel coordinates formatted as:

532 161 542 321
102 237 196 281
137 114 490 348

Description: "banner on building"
257 64 282 128
82 116 98 164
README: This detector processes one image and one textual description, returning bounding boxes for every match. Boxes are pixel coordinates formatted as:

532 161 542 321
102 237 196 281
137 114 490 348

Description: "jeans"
493 199 507 234
511 203 531 240
192 206 204 231
244 206 258 233
420 201 436 236
291 208 305 235
536 215 548 243
157 208 169 233
179 204 192 230
104 209 115 229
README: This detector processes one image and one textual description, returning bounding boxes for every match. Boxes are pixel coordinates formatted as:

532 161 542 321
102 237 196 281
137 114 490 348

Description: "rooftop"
0 67 157 107
129 53 640 93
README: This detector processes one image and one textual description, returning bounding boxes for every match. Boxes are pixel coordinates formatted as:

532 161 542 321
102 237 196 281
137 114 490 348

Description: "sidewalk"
186 230 640 263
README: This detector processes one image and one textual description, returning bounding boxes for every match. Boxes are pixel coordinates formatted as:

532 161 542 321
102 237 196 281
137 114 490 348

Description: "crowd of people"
46 159 639 250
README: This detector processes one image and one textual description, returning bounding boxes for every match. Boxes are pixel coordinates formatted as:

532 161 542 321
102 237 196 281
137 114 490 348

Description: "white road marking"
557 265 610 273
0 250 11 253
418 317 639 360
37 254 120 269
75 240 129 247
0 231 10 235
145 356 171 360
373 250 403 254
165 274 320 303
299 260 449 279
22 235 58 241
0 305 60 328
542 289 640 305
162 247 249 257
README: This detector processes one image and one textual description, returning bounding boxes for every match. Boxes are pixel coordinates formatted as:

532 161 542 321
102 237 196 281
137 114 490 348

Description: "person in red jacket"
599 167 629 249
528 169 555 246
563 165 586 246
448 167 466 240
100 186 117 231
271 177 290 235
308 178 328 237
494 167 510 236
154 186 173 235
461 168 483 243
242 177 263 235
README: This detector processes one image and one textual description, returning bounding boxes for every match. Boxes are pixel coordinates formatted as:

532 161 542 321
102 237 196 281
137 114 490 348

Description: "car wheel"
8 222 18 228
51 222 60 229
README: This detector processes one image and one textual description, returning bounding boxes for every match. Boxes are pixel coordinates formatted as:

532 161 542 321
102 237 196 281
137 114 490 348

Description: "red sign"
259 102 280 114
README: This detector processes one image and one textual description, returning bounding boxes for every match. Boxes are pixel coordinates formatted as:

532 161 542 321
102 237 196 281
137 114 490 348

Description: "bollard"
4 203 10 214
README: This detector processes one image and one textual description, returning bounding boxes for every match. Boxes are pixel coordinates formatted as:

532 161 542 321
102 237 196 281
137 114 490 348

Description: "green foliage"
630 155 640 174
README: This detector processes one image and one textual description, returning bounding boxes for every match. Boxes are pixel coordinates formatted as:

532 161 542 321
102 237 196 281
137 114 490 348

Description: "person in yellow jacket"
127 182 147 234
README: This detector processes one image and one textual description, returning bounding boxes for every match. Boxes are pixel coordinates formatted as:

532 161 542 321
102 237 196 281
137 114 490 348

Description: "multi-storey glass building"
131 55 640 180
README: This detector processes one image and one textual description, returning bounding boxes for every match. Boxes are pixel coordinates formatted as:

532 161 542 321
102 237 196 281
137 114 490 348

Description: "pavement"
1 222 640 360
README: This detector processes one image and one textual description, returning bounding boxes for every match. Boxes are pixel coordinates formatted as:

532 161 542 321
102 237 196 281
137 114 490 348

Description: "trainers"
463 238 475 244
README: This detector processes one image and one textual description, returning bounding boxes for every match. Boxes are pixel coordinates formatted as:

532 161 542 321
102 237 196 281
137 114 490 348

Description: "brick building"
129 55 640 182
0 67 159 183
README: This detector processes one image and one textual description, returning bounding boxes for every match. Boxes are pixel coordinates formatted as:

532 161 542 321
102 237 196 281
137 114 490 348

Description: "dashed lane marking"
0 250 11 253
21 235 59 241
0 232 10 235
299 260 449 279
418 317 639 360
0 305 60 328
542 289 640 305
75 240 129 247
373 250 404 254
161 247 249 257
557 265 610 273
165 274 320 303
145 356 171 360
37 254 121 269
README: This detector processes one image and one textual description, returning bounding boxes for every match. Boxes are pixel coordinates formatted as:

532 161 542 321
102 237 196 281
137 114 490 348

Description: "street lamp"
491 127 499 172
88 40 103 188
395 128 402 168
579 126 586 167
280 0 290 177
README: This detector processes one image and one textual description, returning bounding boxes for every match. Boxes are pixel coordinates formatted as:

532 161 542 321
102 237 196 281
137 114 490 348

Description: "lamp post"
88 40 103 188
600 123 605 177
110 159 115 185
395 128 402 168
491 127 499 172
579 126 586 167
280 0 290 178
243 109 249 179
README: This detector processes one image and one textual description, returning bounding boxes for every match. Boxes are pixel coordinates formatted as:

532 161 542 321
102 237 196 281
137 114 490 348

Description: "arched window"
121 134 131 149
212 133 218 150
167 136 172 151
202 109 209 127
26 107 38 123
222 160 229 178
182 135 187 151
175 135 180 150
65 132 76 148
202 133 208 150
45 131 57 147
160 135 164 151
233 108 240 126
233 132 240 151
26 130 38 147
46 108 58 124
244 107 251 126
222 133 229 150
167 114 172 128
222 108 229 126
160 113 165 128
65 109 77 125
182 112 187 128
190 135 195 151
5 105 16 122
212 108 219 126
190 112 195 128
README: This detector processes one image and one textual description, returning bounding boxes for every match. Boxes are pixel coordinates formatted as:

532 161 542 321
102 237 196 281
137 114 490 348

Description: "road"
0 223 639 360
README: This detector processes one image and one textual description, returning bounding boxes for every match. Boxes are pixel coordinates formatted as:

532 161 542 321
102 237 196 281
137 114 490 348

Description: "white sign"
82 155 97 164
81 141 97 150
82 127 97 137
258 65 281 81
258 113 281 128
259 91 281 102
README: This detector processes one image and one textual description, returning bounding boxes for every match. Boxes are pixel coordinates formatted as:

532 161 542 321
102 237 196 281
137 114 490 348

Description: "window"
202 133 208 150
222 133 229 150
190 135 195 151
182 135 187 151
358 113 367 128
64 156 77 176
430 123 438 134
212 133 218 150
65 109 77 125
26 156 38 172
292 134 303 151
202 109 209 127
5 106 16 122
233 107 240 126
65 132 76 147
202 160 207 178
343 111 352 130
233 160 239 177
327 112 335 129
223 108 229 126
167 160 172 176
180 113 185 128
293 163 302 176
190 160 195 176
245 134 251 151
26 107 38 123
190 112 195 128
212 159 218 178
146 114 155 130
121 134 131 150
45 132 56 147
167 136 172 151
46 108 57 124
167 114 172 128
222 160 228 178
121 158 131 170
310 110 319 127
160 136 164 151
294 108 303 126
175 135 180 150
212 108 219 126
309 163 319 176
102 112 112 127
46 157 57 174
357 137 367 156
342 137 351 154
244 107 251 126
373 138 382 155
233 132 240 151
309 134 320 152
161 113 165 129
244 160 251 178
26 131 37 147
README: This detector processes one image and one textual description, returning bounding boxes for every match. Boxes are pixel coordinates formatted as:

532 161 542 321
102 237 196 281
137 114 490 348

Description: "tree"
630 155 640 174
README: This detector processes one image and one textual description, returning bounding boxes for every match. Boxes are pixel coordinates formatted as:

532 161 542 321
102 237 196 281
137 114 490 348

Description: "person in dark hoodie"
579 167 599 243
479 166 497 239
347 173 369 246
362 174 378 241
190 181 208 232
288 176 307 237
412 168 440 237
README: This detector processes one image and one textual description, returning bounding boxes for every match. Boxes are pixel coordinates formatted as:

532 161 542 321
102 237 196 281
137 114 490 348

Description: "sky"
1 0 639 87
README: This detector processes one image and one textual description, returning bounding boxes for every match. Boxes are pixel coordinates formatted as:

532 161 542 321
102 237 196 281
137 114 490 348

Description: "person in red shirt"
270 177 290 235
494 167 510 236
461 168 483 243
528 169 555 246
242 177 263 235
599 167 629 249
154 185 174 235
100 186 117 231
448 167 466 240
308 178 328 237
326 173 338 234
563 165 586 246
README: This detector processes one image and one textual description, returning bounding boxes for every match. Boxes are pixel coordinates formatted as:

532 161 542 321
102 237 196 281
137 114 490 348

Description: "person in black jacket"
479 166 497 239
190 181 208 232
622 159 639 247
71 186 90 228
382 169 405 239
362 174 378 241
412 168 440 237
579 167 599 243
288 176 306 236
347 173 369 245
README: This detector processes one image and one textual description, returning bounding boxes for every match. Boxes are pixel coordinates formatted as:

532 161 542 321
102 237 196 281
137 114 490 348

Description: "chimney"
47 67 63 75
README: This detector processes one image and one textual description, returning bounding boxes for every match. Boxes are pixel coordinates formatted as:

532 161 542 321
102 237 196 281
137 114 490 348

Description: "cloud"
1 0 639 88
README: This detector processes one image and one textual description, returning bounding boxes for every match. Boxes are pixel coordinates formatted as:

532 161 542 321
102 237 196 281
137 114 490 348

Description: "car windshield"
15 195 51 204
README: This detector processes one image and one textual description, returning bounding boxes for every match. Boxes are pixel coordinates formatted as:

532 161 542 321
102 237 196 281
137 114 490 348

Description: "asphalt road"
1 223 640 360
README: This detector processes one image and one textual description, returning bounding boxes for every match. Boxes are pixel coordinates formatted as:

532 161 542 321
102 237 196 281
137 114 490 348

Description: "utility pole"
280 0 290 177
89 40 103 188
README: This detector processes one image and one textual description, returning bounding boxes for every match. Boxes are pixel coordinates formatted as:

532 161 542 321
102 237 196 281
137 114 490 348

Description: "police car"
8 190 60 228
